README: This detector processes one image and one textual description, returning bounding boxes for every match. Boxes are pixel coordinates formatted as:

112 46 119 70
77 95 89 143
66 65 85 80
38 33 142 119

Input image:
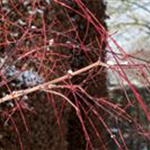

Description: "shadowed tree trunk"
50 0 108 149
0 0 107 150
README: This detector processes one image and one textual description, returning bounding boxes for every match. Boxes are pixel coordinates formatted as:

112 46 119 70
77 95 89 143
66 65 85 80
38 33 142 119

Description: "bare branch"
0 59 108 104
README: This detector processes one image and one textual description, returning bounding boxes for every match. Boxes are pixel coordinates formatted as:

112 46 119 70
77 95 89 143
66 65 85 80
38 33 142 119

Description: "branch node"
67 69 74 79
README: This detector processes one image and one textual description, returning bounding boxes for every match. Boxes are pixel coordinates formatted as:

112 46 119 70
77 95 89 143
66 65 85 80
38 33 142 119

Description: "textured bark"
0 0 107 150
50 0 108 149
